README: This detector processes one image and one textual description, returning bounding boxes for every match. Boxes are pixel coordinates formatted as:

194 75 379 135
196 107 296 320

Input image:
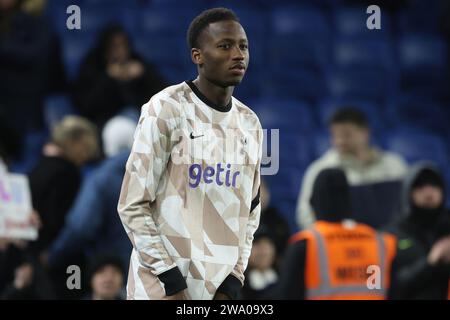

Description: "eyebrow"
216 38 248 44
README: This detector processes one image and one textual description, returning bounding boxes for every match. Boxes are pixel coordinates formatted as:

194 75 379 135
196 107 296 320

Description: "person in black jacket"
72 23 166 130
277 168 353 299
28 115 99 299
387 163 450 299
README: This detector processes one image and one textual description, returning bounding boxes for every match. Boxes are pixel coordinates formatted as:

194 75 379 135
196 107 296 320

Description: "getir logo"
188 163 240 188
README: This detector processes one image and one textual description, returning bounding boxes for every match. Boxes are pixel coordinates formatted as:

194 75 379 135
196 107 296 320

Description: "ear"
191 48 203 66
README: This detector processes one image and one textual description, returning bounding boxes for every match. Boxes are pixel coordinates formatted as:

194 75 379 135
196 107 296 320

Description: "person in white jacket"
296 107 408 230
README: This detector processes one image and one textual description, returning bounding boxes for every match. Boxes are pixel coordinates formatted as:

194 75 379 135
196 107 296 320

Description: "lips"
230 63 246 71
229 63 246 75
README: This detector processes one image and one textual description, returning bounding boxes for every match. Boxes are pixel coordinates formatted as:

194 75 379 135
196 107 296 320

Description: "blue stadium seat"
253 99 314 133
60 32 96 80
44 95 78 130
311 130 330 160
398 35 447 71
138 9 193 37
133 35 191 69
271 6 329 37
269 6 330 69
397 1 440 35
386 95 448 135
327 67 397 102
264 68 326 102
385 129 448 170
278 133 313 168
398 35 447 95
333 38 395 71
332 6 391 39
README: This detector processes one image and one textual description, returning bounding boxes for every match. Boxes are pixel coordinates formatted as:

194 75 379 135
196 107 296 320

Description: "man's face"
193 20 249 87
91 265 123 300
248 237 276 271
107 33 130 64
330 123 369 155
412 185 443 209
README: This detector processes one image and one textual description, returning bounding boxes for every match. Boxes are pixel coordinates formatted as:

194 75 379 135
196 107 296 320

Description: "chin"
225 77 244 87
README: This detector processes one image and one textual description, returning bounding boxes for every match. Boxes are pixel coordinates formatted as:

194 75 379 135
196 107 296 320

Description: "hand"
29 209 42 229
428 236 450 265
123 60 144 80
107 63 126 81
213 292 230 300
13 263 34 290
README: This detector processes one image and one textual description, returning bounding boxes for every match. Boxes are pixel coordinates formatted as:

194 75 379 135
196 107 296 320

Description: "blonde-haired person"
27 115 99 299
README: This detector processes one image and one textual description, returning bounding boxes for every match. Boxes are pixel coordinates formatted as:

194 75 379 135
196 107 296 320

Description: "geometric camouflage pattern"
118 81 263 300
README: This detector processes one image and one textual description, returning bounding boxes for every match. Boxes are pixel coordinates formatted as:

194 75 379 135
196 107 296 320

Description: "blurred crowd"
0 0 449 300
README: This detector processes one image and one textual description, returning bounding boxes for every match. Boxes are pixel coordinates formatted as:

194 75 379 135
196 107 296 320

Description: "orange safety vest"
290 221 397 300
448 279 450 300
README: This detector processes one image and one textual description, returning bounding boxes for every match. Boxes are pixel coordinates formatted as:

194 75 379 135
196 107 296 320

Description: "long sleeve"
48 174 103 268
296 163 319 230
218 126 263 299
117 97 186 295
388 254 450 299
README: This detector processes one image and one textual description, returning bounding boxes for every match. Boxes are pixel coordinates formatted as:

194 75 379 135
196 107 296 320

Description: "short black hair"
89 255 125 280
329 107 369 128
187 7 239 49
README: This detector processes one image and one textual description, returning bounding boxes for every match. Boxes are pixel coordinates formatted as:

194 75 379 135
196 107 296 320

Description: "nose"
232 45 245 60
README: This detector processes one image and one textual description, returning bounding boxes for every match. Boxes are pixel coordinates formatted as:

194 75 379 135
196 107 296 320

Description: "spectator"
296 107 408 229
72 23 166 130
46 114 136 271
387 163 450 299
27 115 99 299
84 255 125 300
28 115 99 254
279 168 396 300
0 0 66 133
242 226 279 300
259 179 290 262
0 212 53 300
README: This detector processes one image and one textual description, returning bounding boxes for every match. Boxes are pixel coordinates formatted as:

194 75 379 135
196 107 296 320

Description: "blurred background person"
296 108 408 230
387 163 450 299
242 226 279 300
0 0 66 135
84 255 125 300
46 113 136 272
259 179 290 264
27 115 99 299
71 23 166 131
279 168 396 300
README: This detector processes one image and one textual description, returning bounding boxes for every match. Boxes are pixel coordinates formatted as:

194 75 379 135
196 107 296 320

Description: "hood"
310 168 352 222
400 162 449 235
102 115 137 158
401 162 446 217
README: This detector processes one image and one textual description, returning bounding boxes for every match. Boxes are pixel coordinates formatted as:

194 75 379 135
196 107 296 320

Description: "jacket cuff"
157 267 187 296
216 274 242 300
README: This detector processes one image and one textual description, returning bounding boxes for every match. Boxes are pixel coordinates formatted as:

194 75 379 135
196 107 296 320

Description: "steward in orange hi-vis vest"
278 168 397 300
289 221 396 300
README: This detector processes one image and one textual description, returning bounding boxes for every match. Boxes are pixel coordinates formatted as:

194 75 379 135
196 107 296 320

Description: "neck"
193 76 233 108
346 146 373 164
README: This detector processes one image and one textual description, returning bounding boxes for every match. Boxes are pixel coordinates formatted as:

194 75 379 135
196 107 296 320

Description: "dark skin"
190 19 249 300
191 20 249 109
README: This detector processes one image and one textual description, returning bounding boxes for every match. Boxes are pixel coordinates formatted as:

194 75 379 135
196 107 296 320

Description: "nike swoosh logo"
190 132 204 139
